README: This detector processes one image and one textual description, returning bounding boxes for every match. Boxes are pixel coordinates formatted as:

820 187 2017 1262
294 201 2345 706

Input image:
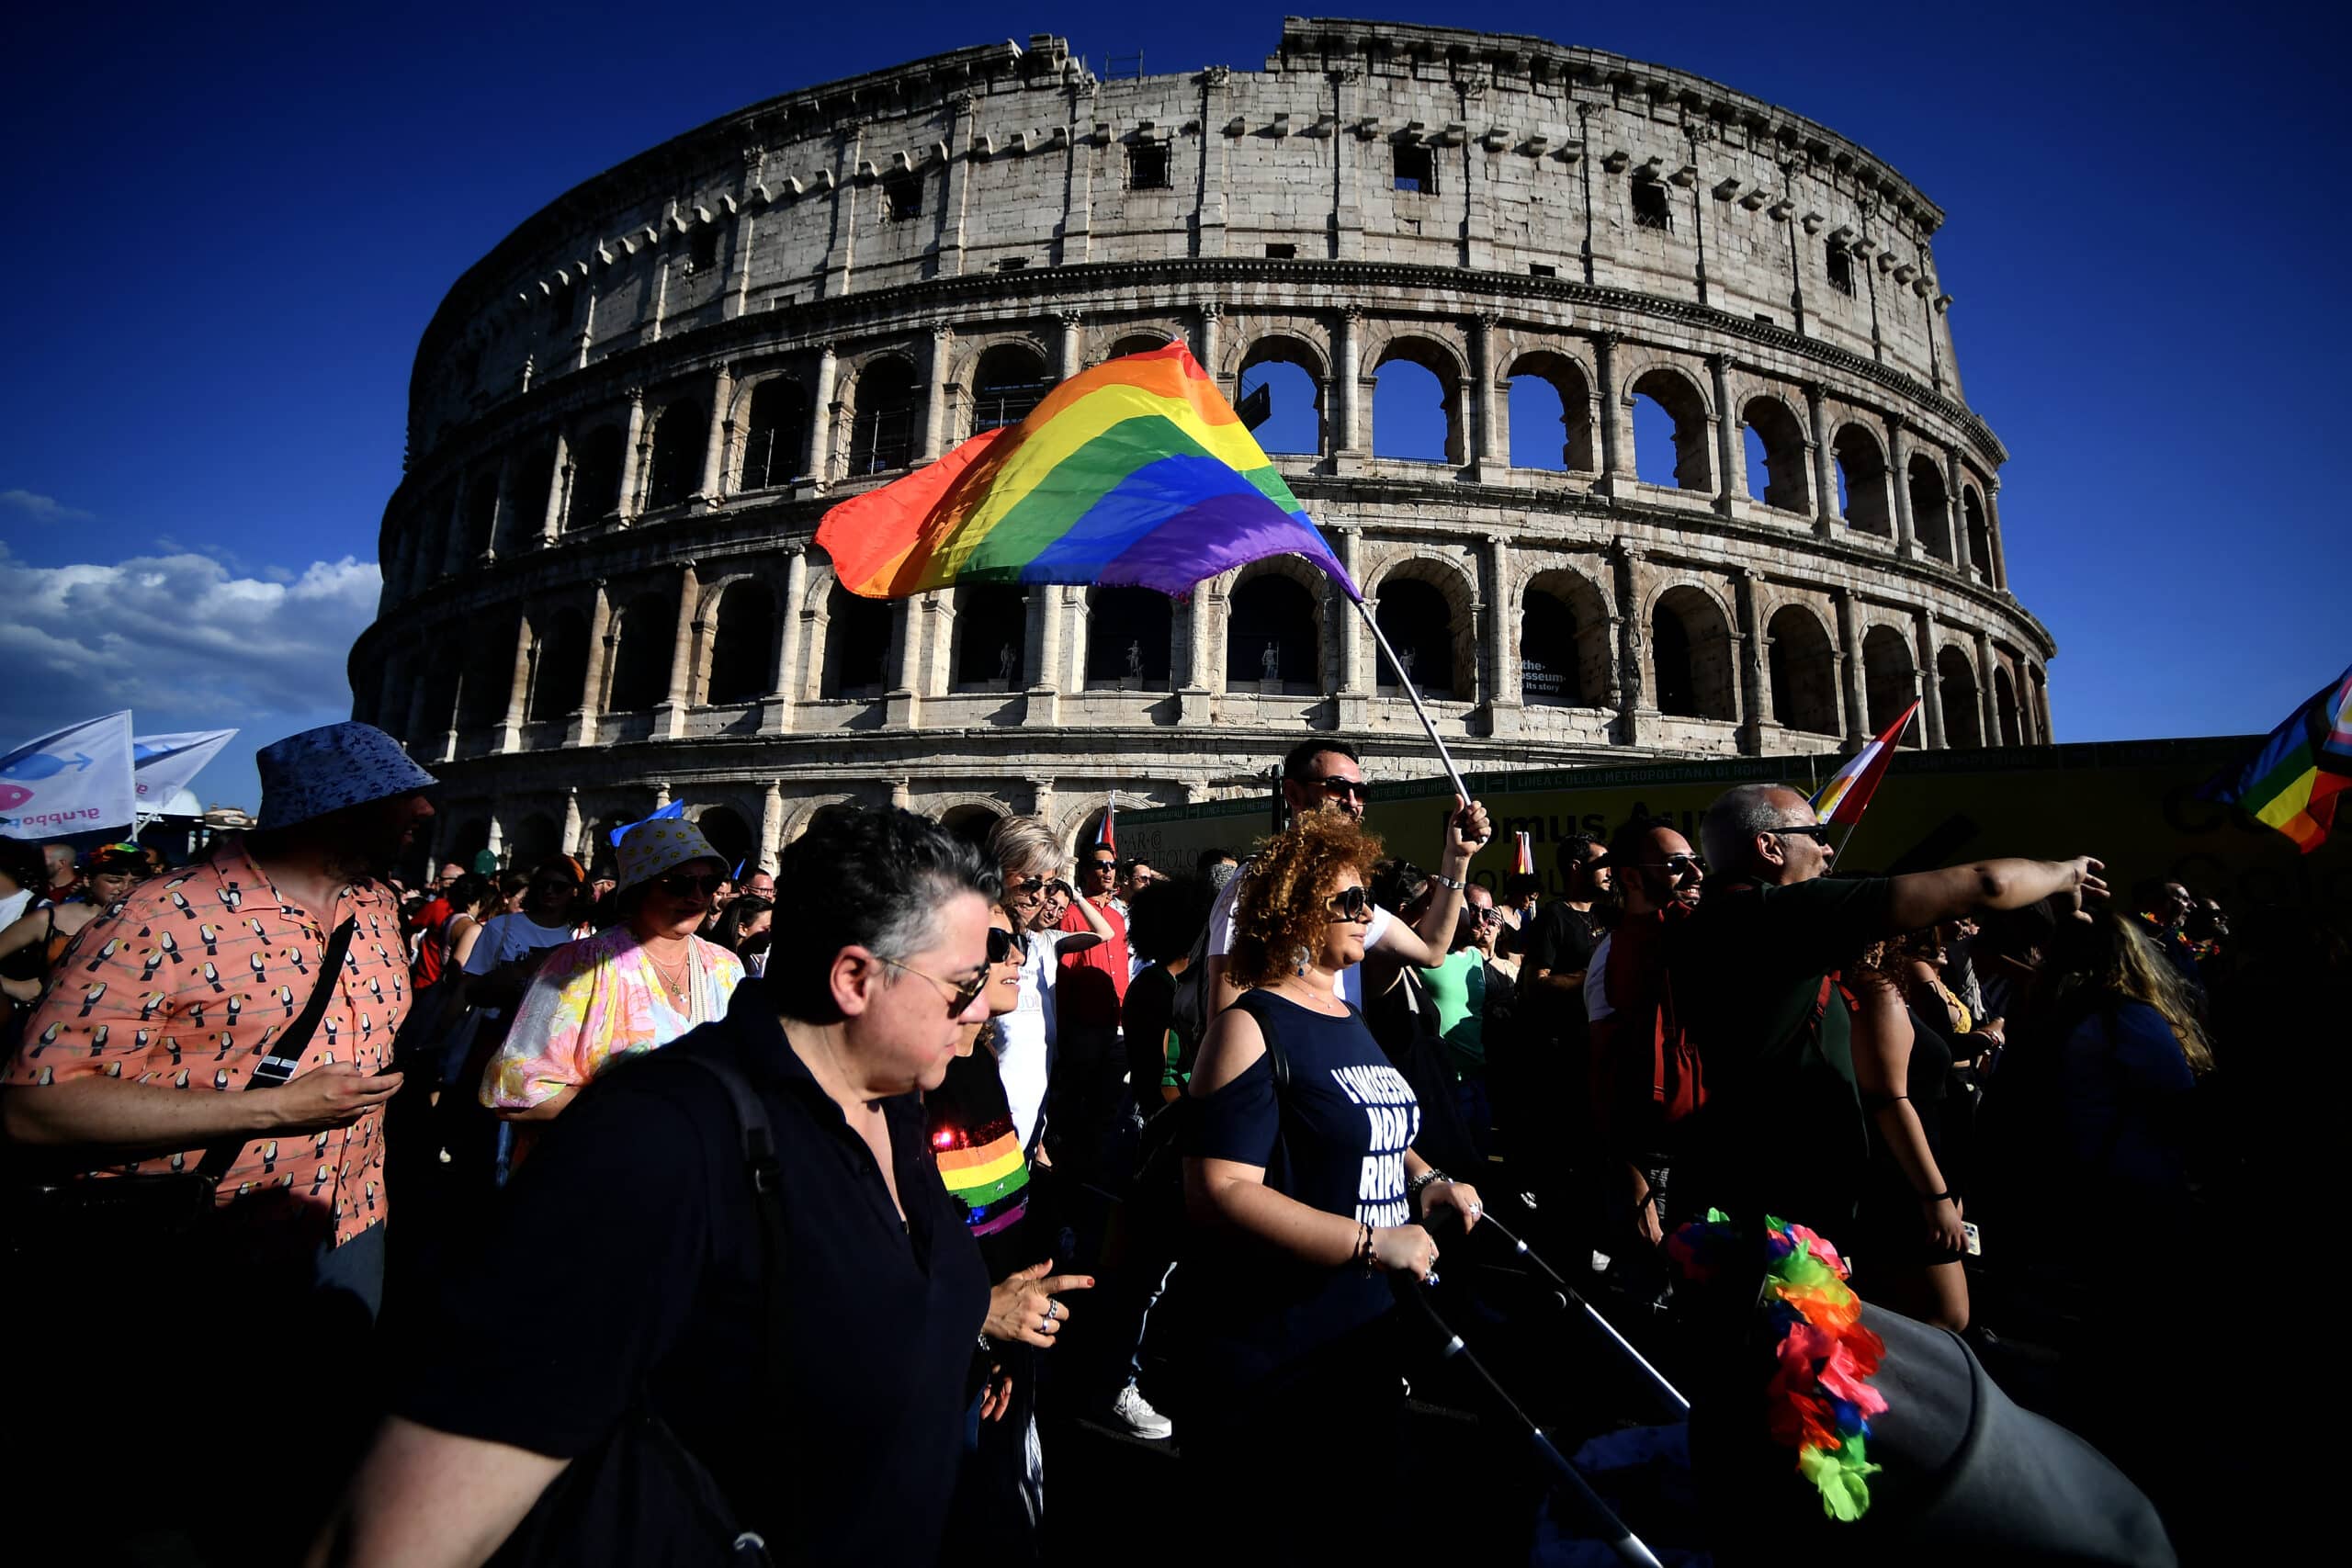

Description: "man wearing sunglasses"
1672 783 2107 1234
1202 739 1492 1016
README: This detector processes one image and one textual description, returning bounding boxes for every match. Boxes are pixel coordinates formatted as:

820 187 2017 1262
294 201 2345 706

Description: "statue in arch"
997 643 1015 684
1125 639 1144 679
1260 639 1280 681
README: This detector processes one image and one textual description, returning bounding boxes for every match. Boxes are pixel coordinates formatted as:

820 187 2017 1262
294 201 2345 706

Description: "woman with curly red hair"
1180 809 1482 1561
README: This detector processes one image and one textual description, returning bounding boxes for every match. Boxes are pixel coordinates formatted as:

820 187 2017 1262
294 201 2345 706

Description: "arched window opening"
1766 606 1840 736
528 609 590 722
1105 333 1171 360
1995 666 2023 746
419 648 463 745
645 400 705 511
851 359 920 475
1521 580 1609 707
694 807 754 874
568 425 625 527
1371 349 1459 463
1236 340 1324 457
953 585 1027 691
706 581 775 705
1227 574 1318 691
457 620 512 731
822 583 890 698
1742 398 1810 512
1630 369 1713 491
460 475 499 559
508 813 561 872
1963 490 1993 581
1833 425 1891 535
971 344 1053 434
606 591 674 713
1651 587 1736 721
1938 648 1983 750
1861 625 1917 740
1085 587 1171 689
411 491 453 587
510 446 556 545
1374 577 1457 698
939 804 1003 850
1908 457 1951 559
1507 353 1594 471
741 379 808 491
447 819 492 874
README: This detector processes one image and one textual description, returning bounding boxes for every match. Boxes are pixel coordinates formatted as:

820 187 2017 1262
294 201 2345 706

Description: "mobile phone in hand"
1962 1221 1981 1257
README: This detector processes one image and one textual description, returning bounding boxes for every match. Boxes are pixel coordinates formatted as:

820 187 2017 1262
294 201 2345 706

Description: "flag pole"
1351 596 1476 810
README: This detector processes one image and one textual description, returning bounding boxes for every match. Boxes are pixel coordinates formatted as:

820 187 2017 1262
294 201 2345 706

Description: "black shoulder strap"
673 1052 791 1399
196 916 356 1181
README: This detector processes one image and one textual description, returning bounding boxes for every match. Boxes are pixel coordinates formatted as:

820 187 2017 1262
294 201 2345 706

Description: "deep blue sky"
4 2 2343 809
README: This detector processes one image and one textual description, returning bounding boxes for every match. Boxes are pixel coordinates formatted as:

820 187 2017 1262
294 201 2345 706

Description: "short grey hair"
1701 783 1806 872
985 814 1061 880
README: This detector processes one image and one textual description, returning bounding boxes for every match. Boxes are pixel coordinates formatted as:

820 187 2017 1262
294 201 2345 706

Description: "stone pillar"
498 615 534 753
655 564 700 739
758 781 785 873
1886 418 1917 559
1483 533 1517 736
1804 383 1837 538
1710 354 1742 519
1328 528 1365 728
616 388 648 521
560 788 582 859
766 543 807 732
696 363 734 502
1915 605 1947 749
887 595 926 729
1834 587 1868 744
1057 311 1084 380
1180 584 1216 724
1611 540 1645 746
808 344 840 486
1193 302 1222 380
1984 479 2010 591
539 426 570 543
1472 313 1504 477
1333 306 1363 464
1026 776 1055 823
1973 626 2001 748
1735 568 1767 754
921 322 954 462
1595 334 1630 500
482 454 512 560
1945 449 1972 578
1023 586 1065 728
485 815 505 865
571 581 611 747
653 779 673 811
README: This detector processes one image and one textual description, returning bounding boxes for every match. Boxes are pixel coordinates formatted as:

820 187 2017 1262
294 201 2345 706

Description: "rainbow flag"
816 344 1359 602
1812 699 1918 828
2200 662 2352 853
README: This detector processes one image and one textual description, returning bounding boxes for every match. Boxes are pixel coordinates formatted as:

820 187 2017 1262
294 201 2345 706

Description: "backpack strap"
673 1053 790 1399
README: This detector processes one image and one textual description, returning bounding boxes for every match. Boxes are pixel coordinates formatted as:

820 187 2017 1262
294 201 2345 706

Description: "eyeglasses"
985 927 1029 964
1007 875 1047 899
650 873 726 897
1324 886 1374 921
1472 907 1502 925
1766 825 1835 843
1302 775 1369 803
1085 860 1118 874
1631 854 1707 878
879 956 989 1018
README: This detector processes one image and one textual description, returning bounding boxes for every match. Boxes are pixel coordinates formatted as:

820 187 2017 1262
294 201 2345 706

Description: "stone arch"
1832 423 1892 535
1649 583 1737 721
936 798 1008 850
738 374 809 491
1995 663 2023 746
1234 334 1327 457
527 605 591 722
951 584 1027 691
1629 366 1714 491
704 577 775 705
1962 487 1993 582
566 423 626 527
690 805 756 873
1102 330 1174 360
456 611 518 732
1520 567 1612 707
1083 585 1172 689
1741 394 1811 513
605 589 674 712
506 810 562 871
1505 350 1595 472
1366 555 1476 700
445 815 493 874
643 396 706 511
1225 563 1324 693
1861 622 1917 739
819 579 892 699
1907 455 1952 559
845 354 921 476
1370 334 1467 464
782 792 862 847
967 340 1054 434
506 444 556 548
1938 645 1983 749
1766 604 1840 736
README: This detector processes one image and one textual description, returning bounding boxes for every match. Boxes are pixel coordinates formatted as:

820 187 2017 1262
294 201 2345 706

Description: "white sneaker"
1109 1383 1173 1439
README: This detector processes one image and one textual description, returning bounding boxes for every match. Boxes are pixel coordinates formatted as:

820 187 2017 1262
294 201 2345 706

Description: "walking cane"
1478 1199 1690 1416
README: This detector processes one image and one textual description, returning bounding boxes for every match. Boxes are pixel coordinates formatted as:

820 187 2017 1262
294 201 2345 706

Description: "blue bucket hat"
254 722 438 831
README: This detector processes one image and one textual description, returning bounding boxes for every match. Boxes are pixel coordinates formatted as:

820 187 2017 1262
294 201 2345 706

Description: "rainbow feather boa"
1668 1211 1889 1522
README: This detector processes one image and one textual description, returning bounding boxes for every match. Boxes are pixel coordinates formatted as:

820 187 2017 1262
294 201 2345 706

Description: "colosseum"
352 16 2055 873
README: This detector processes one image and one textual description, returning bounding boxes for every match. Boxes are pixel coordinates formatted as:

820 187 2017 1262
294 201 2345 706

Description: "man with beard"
1 722 434 1562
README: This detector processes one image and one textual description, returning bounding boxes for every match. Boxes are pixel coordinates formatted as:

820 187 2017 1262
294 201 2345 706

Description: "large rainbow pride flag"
815 343 1360 602
2200 661 2352 853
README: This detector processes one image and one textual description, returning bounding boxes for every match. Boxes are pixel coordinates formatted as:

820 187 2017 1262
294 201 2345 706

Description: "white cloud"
0 543 381 799
1 488 95 525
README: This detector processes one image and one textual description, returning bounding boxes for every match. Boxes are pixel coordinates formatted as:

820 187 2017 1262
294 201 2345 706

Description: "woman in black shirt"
1182 810 1482 1561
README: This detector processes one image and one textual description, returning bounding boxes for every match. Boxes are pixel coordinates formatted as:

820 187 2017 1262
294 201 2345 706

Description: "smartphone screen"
1962 1221 1982 1257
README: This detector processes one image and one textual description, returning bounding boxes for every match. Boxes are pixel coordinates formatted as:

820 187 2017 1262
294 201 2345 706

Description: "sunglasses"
1086 860 1118 873
1628 853 1706 877
1008 875 1047 898
1324 886 1374 921
1766 825 1835 843
1303 775 1369 802
986 927 1029 964
650 873 726 897
881 957 989 1018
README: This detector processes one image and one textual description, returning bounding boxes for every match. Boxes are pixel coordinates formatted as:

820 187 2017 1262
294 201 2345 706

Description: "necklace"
645 945 694 1002
1273 976 1344 1015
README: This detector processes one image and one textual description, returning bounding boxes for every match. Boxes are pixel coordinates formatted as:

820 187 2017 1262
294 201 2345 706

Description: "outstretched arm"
1887 856 2105 933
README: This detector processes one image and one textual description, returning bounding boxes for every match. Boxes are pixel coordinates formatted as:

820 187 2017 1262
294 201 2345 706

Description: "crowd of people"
0 716 2323 1565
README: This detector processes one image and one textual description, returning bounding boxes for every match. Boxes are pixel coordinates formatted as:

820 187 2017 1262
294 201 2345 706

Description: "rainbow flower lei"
1668 1211 1889 1522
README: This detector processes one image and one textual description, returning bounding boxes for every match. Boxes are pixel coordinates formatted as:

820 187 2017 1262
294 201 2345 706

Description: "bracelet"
1917 1190 1952 1205
1356 1220 1374 1273
1428 873 1466 891
1408 1168 1448 1199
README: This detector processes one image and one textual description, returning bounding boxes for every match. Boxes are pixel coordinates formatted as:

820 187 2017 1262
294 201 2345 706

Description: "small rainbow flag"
1512 830 1535 876
815 344 1359 603
2200 662 2352 854
1812 699 1918 828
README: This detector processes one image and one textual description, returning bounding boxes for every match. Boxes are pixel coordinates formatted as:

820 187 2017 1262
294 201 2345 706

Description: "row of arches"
390 323 2004 598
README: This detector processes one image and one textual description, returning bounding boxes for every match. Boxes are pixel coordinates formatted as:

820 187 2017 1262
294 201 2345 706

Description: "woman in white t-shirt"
984 816 1111 1154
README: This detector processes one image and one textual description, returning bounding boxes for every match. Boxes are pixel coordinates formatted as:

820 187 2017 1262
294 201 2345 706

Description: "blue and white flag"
608 799 686 847
0 711 137 840
132 728 239 810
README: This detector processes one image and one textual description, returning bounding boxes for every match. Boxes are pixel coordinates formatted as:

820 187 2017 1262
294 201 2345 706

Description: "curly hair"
1227 810 1383 987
